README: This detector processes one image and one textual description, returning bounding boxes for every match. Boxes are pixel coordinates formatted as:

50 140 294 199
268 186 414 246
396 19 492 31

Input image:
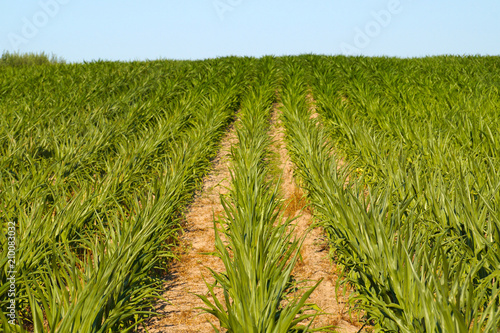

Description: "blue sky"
1 0 499 62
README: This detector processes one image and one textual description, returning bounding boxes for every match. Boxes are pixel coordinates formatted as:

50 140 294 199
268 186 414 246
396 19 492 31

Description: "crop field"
1 55 500 332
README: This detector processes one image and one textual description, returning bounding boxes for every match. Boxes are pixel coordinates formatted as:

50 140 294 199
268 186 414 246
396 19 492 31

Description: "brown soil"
142 120 239 333
269 102 363 333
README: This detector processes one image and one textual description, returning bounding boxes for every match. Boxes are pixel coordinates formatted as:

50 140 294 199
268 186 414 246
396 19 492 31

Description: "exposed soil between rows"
269 102 362 333
143 95 363 332
142 119 239 333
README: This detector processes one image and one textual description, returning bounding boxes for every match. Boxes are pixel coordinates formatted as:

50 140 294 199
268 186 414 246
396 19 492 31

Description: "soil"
268 103 363 333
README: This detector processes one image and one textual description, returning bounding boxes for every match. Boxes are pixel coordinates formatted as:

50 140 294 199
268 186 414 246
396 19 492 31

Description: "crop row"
0 58 248 332
3 55 499 332
281 56 500 332
199 57 323 332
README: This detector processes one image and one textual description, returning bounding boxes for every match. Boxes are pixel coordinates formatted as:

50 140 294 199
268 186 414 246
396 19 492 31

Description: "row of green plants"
3 54 499 332
0 58 250 332
199 57 325 332
0 52 65 67
280 56 500 332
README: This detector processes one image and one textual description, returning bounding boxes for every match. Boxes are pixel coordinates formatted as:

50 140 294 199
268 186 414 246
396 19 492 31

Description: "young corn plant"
198 59 325 332
0 57 247 332
280 57 500 332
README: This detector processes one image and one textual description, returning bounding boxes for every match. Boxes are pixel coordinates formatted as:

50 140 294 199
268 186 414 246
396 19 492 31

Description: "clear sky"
1 0 499 63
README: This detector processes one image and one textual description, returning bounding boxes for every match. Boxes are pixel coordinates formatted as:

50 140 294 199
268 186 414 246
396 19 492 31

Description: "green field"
1 54 500 332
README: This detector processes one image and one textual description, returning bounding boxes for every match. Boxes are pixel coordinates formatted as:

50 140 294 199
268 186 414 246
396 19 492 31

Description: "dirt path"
269 102 362 333
143 120 239 333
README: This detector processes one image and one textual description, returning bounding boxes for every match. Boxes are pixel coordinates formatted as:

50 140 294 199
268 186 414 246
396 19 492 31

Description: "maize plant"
198 57 325 333
0 57 249 332
2 54 499 332
280 56 500 332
